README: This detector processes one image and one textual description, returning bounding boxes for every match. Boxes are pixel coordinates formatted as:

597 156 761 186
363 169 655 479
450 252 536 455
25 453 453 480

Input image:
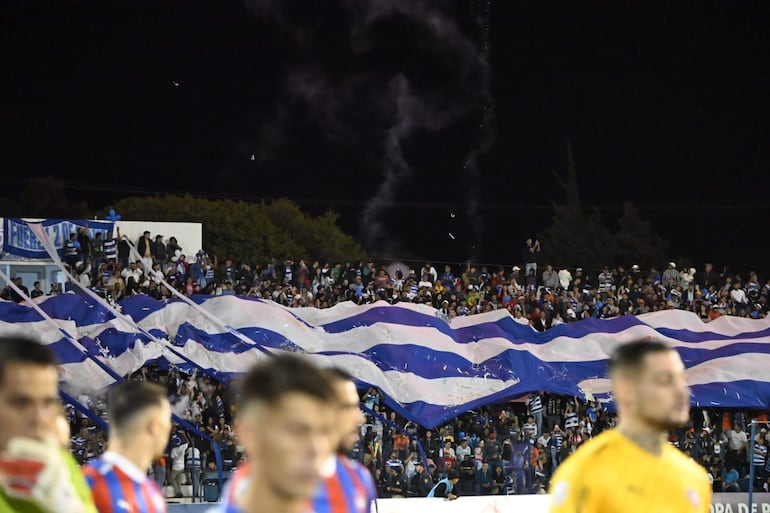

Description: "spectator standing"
546 394 566 432
727 422 748 477
77 226 92 263
185 440 202 501
152 455 168 489
92 232 104 272
153 235 167 269
137 231 153 271
524 237 541 277
702 263 720 290
103 230 117 264
117 228 131 269
64 232 81 268
169 433 189 498
412 461 434 497
527 392 544 436
662 262 679 288
753 437 767 484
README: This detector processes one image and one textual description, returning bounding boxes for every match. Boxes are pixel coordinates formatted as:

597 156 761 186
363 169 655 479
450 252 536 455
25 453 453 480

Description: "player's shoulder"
663 444 710 480
83 457 111 476
556 430 620 471
338 455 377 501
338 455 371 481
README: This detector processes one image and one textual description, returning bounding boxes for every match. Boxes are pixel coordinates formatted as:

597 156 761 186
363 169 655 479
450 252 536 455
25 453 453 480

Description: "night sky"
3 1 770 272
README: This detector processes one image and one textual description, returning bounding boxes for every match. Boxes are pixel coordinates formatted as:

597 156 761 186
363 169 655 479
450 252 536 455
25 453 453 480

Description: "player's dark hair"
107 381 167 431
320 366 354 385
0 335 59 386
239 354 333 410
608 340 673 376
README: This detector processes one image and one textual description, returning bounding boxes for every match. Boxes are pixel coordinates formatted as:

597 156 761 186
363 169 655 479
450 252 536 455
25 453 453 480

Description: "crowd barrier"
167 493 770 513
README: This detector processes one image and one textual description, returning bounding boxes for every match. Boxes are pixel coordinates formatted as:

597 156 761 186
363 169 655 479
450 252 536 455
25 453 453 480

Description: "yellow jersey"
548 429 711 513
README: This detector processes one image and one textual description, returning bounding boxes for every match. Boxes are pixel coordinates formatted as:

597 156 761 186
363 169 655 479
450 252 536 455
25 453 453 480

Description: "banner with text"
2 218 114 259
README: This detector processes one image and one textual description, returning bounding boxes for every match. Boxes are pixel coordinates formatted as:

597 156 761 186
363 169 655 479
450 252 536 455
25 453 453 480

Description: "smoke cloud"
244 0 495 258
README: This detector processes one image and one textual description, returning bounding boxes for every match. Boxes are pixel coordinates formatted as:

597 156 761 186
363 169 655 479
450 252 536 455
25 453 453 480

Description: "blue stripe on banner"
36 294 116 326
174 323 304 353
6 294 770 428
49 338 88 365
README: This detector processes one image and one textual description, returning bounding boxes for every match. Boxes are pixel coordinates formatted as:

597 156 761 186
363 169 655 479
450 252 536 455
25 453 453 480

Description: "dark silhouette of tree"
538 143 666 271
110 195 366 264
614 202 667 268
537 142 617 270
1 176 90 219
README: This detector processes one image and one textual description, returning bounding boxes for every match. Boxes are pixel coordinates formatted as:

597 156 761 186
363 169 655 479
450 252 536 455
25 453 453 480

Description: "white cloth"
171 443 188 471
728 430 747 451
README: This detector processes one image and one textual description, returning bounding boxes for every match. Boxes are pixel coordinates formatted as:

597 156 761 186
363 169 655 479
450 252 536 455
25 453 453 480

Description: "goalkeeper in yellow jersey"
548 340 711 513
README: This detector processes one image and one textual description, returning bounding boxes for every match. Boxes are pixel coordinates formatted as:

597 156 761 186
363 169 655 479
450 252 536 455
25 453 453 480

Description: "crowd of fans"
66 361 770 499
4 227 770 499
5 228 767 331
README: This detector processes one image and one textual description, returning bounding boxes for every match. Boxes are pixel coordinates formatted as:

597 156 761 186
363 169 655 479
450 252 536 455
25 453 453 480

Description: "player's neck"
241 475 305 513
616 421 667 456
107 439 153 474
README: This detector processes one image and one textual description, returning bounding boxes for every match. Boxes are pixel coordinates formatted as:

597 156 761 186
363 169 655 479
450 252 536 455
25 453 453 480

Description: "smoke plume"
244 0 495 258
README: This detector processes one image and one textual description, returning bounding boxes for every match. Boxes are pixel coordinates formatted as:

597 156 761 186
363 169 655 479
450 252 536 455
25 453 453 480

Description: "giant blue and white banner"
2 218 114 259
0 294 768 428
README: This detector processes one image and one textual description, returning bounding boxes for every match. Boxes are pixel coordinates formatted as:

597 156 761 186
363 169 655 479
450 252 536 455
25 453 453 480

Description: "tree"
110 195 367 264
538 143 669 272
537 142 617 270
614 202 667 268
0 176 91 219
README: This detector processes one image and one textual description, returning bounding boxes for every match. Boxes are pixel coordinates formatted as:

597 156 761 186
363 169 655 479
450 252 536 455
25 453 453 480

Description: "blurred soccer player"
312 368 377 513
0 335 97 513
84 381 171 513
221 354 334 513
548 340 711 513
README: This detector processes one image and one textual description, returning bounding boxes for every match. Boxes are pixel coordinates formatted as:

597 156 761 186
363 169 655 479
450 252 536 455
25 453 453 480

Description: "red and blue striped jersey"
311 455 376 513
218 456 376 513
83 452 167 513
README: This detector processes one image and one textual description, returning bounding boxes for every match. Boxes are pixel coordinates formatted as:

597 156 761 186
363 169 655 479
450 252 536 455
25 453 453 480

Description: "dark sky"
3 1 770 271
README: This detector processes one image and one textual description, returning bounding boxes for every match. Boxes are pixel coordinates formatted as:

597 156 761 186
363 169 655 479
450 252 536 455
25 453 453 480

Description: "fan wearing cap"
411 460 434 497
662 262 679 288
427 469 460 500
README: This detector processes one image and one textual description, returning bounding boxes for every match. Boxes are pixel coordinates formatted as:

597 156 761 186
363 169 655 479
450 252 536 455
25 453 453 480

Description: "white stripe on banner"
1 283 769 427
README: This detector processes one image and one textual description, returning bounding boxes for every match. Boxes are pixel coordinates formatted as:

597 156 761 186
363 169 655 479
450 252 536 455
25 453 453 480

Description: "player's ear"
611 372 633 404
233 416 255 457
146 411 161 438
